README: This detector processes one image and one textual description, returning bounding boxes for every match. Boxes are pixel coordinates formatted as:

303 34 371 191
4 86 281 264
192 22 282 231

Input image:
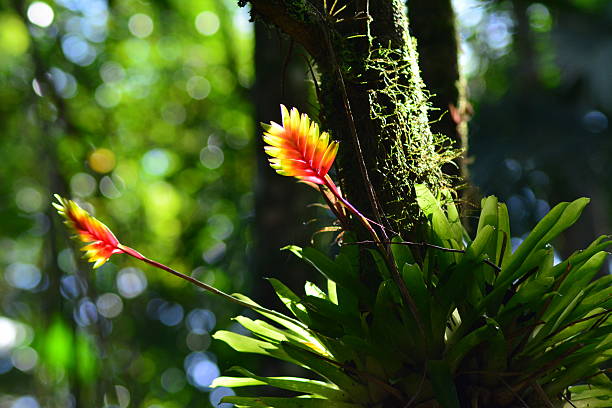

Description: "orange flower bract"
53 194 126 268
263 105 339 185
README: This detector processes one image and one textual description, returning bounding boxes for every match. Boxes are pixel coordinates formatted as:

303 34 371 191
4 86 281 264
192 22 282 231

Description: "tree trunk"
244 0 456 237
408 0 469 191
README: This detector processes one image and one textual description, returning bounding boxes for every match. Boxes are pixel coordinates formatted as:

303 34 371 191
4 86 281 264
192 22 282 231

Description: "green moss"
364 38 459 230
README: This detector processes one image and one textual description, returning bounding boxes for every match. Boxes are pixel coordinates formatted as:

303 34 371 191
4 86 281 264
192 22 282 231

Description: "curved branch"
248 0 328 62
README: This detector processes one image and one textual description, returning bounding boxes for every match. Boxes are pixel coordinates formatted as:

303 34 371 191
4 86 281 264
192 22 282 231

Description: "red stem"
323 176 380 241
323 176 398 237
119 245 310 330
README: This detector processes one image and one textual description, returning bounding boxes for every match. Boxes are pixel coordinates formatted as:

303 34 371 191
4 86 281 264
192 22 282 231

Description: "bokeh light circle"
27 2 54 28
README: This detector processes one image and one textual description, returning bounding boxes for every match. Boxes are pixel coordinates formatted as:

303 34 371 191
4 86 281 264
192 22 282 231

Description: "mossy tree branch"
244 0 457 237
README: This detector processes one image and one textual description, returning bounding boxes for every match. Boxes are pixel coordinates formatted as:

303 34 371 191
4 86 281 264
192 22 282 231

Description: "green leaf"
567 384 612 406
219 367 350 400
341 335 380 360
563 399 612 408
569 385 612 400
391 235 415 268
557 251 608 300
474 197 512 269
336 232 360 278
498 198 589 286
542 236 612 281
281 342 370 401
298 296 358 338
466 224 495 261
221 396 363 408
371 281 422 361
544 354 603 396
500 276 554 317
212 376 265 387
231 293 313 340
570 276 612 319
233 316 309 348
427 360 461 408
445 318 502 373
327 279 338 305
496 203 512 267
415 184 459 245
212 331 297 364
268 278 310 323
402 263 431 341
545 307 609 346
368 248 390 280
476 196 499 266
305 281 327 299
480 324 507 386
433 258 482 334
443 191 465 245
538 251 608 335
288 246 370 303
469 198 590 323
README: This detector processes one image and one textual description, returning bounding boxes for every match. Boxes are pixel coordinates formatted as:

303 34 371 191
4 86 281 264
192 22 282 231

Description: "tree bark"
244 0 455 237
408 0 469 190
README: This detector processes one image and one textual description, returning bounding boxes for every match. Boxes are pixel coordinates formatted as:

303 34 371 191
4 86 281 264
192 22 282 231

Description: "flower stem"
122 248 310 331
323 176 381 241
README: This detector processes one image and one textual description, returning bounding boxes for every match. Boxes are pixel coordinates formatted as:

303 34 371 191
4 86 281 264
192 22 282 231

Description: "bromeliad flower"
52 195 306 326
53 194 141 268
262 106 385 241
263 105 339 186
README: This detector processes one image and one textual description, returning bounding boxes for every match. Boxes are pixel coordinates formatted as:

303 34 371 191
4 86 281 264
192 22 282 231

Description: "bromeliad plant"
55 106 611 408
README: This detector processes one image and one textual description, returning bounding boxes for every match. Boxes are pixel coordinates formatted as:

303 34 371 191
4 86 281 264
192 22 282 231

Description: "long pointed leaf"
428 360 461 408
219 366 350 400
221 396 363 408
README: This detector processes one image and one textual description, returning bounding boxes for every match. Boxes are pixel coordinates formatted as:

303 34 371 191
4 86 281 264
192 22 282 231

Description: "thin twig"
499 377 529 408
302 54 322 103
458 370 523 377
559 391 577 408
344 240 502 272
531 380 554 408
312 4 386 234
280 38 294 98
317 184 350 231
544 309 611 341
403 362 427 408
588 309 610 331
514 343 584 391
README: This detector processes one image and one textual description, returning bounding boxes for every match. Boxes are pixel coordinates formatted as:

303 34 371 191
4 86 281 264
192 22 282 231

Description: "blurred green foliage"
0 0 256 406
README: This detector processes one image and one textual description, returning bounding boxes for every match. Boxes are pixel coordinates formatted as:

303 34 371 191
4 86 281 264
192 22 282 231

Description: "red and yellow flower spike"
262 106 384 242
53 194 142 268
263 105 339 186
52 196 313 328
